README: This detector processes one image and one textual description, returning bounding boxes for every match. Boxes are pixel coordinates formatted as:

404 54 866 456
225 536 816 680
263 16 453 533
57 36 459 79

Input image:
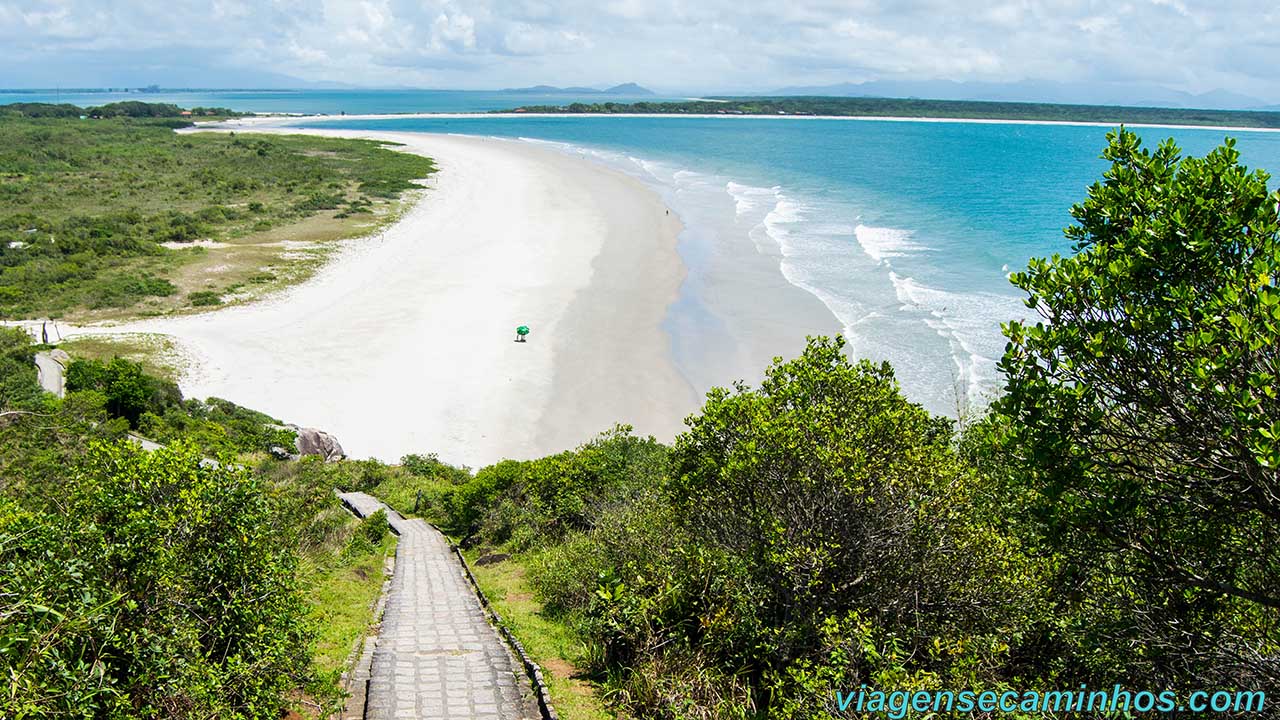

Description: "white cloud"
0 0 1275 103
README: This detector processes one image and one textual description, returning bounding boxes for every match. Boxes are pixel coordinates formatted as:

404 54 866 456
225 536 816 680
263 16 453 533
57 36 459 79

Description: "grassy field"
464 551 614 720
306 532 397 676
0 116 434 321
57 332 189 381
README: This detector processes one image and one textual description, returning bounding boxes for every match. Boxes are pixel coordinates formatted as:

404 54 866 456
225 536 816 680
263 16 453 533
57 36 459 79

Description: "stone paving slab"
339 492 538 720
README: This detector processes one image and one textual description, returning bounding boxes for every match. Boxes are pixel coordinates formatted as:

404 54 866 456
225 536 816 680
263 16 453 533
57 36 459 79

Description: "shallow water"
290 114 1280 416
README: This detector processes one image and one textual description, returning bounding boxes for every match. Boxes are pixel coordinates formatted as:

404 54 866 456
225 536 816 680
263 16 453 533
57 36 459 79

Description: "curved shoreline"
56 130 696 466
211 112 1280 135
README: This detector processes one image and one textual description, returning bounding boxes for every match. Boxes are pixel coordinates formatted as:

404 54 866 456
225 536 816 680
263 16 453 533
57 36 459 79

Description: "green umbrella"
516 325 530 336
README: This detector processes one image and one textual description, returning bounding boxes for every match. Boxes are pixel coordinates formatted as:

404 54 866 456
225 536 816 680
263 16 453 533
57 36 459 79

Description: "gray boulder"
294 428 345 462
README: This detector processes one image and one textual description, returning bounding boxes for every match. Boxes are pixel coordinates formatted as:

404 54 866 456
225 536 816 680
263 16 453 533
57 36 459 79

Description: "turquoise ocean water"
299 113 1280 414
10 90 1278 413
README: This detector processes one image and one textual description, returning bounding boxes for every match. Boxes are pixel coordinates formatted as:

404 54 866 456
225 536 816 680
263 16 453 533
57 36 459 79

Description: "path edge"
336 494 396 720
338 491 560 720
450 541 561 720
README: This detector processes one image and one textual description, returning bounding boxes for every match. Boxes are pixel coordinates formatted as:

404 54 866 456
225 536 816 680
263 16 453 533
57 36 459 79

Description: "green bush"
0 441 313 718
361 509 390 543
66 356 177 427
188 290 223 306
0 327 45 408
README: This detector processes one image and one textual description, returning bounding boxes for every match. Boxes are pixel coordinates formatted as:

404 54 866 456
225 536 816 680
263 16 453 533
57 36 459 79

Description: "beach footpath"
338 492 541 719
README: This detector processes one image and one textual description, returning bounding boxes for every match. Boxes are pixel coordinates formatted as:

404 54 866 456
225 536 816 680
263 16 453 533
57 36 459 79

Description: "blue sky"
2 0 1278 104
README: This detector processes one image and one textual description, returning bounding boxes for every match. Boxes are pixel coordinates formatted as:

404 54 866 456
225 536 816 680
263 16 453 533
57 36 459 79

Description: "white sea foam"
761 197 810 256
510 134 1025 416
886 271 1035 408
855 224 927 264
725 181 781 217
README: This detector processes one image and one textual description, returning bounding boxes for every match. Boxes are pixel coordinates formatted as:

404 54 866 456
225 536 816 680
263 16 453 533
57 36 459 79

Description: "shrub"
188 290 223 306
0 442 313 718
361 509 390 543
66 356 176 427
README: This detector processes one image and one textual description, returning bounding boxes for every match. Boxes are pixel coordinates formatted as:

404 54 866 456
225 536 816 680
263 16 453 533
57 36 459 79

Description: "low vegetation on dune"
1 129 1276 718
0 104 435 320
502 95 1280 128
0 101 241 121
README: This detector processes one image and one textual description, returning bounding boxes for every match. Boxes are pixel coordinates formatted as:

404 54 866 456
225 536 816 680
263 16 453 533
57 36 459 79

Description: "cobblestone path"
339 492 538 720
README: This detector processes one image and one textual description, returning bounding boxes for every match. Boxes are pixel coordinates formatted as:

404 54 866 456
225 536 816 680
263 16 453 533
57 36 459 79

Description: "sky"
2 0 1278 105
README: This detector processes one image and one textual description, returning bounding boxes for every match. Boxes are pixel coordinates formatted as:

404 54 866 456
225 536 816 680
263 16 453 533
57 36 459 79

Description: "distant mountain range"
768 80 1277 112
500 83 655 96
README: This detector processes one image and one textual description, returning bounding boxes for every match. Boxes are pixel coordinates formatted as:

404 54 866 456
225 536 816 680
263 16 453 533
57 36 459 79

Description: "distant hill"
602 83 654 95
501 83 655 96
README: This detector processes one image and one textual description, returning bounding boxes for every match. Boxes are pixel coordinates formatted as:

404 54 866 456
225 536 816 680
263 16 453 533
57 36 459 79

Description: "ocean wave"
725 181 781 218
761 197 810 253
510 134 1019 414
887 271 1033 407
855 224 926 264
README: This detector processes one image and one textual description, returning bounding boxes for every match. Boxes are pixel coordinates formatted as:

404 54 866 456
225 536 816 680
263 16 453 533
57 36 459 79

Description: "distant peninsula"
500 82 654 96
495 95 1280 129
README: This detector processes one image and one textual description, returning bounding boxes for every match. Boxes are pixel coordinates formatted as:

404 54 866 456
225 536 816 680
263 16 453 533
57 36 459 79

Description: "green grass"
58 333 188 382
306 532 397 676
0 116 435 320
367 471 455 522
464 551 615 720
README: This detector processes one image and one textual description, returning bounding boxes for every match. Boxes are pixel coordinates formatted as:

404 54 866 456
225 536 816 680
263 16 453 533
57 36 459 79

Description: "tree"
66 357 178 427
996 129 1280 683
668 337 1040 708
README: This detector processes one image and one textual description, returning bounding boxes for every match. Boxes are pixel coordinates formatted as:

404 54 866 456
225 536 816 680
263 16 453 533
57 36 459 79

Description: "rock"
269 445 294 461
49 349 70 365
294 428 345 462
474 552 511 566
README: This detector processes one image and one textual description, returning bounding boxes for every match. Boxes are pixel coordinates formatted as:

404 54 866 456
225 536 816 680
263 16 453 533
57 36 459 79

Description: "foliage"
994 128 1280 687
0 116 434 318
0 102 86 118
62 355 296 454
501 96 1280 129
361 508 390 543
0 342 375 718
66 356 176 426
0 101 239 120
188 290 223 306
0 327 45 409
464 427 668 548
436 343 1044 718
0 442 312 719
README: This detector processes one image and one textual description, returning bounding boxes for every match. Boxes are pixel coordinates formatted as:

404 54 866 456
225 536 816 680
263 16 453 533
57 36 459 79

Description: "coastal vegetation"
0 101 240 120
0 327 395 718
501 95 1280 128
325 130 1279 717
1 128 1276 718
0 104 435 320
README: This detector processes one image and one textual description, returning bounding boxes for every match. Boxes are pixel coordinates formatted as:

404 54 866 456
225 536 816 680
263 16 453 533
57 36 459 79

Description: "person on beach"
515 325 530 343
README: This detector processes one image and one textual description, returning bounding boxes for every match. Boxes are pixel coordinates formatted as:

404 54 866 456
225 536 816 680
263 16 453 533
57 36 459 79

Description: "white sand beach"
63 130 696 466
215 112 1280 136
